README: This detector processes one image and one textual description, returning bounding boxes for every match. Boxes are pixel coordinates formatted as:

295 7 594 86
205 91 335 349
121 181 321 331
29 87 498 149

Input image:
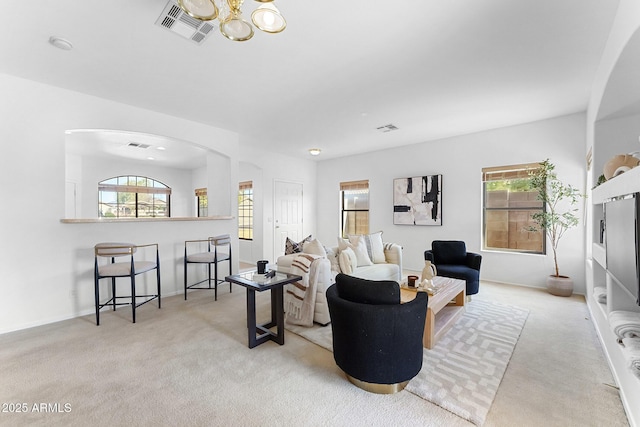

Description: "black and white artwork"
393 174 442 225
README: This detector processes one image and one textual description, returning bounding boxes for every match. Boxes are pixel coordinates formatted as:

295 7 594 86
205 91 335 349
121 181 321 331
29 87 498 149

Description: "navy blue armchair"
424 240 482 296
326 274 428 394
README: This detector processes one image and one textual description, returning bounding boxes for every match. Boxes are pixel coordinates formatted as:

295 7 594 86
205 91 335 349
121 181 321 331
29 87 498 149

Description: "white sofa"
276 240 403 325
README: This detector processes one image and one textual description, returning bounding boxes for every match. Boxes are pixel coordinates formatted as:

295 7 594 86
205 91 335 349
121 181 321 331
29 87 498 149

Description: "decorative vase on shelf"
421 260 437 287
603 154 640 180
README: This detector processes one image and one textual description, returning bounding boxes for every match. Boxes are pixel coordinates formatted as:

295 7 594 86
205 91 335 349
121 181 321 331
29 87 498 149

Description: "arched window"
99 176 171 218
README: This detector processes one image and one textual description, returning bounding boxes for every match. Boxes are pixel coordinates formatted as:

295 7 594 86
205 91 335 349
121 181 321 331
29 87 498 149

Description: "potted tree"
527 159 583 296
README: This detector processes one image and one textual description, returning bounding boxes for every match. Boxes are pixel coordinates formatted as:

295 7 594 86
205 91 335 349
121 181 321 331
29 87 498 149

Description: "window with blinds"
238 181 253 240
340 180 369 237
195 188 207 217
482 163 545 254
98 176 171 218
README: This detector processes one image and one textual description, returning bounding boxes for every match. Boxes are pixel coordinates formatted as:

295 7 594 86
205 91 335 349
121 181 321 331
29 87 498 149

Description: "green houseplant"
527 159 583 296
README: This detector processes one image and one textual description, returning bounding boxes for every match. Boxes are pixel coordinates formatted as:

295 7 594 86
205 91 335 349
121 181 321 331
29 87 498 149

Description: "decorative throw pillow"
349 231 385 264
338 247 358 274
285 235 312 255
302 238 326 257
338 236 373 267
325 247 340 274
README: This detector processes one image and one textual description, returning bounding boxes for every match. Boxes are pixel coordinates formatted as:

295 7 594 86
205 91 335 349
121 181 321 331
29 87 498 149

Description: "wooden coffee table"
400 276 466 349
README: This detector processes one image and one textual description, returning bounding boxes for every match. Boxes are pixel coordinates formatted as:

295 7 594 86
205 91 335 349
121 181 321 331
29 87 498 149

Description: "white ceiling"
597 27 640 121
0 0 619 160
66 129 208 169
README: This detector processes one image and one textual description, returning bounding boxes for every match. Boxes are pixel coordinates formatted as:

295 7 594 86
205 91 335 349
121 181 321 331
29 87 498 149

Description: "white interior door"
274 180 303 258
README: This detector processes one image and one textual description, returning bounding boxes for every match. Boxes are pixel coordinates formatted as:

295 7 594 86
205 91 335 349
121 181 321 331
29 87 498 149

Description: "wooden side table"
225 271 302 348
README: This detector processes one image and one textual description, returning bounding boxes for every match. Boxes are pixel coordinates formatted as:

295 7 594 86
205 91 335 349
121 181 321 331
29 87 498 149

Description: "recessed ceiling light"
308 148 321 156
157 146 166 151
48 36 73 51
147 157 155 161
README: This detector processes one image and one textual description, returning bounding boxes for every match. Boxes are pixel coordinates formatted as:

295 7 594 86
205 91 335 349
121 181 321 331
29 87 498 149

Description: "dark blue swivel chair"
424 240 482 296
326 274 428 394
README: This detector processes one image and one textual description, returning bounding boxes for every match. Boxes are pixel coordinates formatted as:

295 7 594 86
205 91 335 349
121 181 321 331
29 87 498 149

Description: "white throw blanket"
609 310 640 339
285 254 322 327
593 287 607 304
621 337 640 379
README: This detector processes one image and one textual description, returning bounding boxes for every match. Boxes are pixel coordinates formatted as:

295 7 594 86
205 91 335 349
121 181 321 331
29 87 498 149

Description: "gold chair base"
346 374 409 394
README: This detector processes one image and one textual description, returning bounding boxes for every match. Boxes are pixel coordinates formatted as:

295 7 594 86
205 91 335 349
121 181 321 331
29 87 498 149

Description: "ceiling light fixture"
178 0 218 20
178 0 285 42
308 148 321 156
48 36 73 51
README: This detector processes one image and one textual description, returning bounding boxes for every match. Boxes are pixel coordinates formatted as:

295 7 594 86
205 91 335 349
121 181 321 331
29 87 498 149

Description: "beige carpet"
286 299 529 426
0 281 630 427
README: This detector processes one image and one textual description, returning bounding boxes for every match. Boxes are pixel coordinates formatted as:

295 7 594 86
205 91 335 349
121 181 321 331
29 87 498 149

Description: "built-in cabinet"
584 6 640 423
587 147 640 427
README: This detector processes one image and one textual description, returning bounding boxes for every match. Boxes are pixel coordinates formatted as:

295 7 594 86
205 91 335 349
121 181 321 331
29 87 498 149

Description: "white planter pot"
547 275 573 297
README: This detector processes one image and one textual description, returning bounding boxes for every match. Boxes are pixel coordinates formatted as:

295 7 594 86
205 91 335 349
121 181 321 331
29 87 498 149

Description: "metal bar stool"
184 234 232 300
94 242 161 325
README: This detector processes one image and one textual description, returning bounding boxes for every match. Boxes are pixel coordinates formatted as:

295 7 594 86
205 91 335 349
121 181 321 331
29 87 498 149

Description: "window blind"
340 180 369 191
99 184 171 195
482 162 541 182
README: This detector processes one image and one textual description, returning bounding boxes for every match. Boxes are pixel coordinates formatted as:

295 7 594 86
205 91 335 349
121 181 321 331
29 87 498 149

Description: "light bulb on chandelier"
220 12 254 41
177 0 218 21
252 3 286 33
178 0 286 41
263 11 275 26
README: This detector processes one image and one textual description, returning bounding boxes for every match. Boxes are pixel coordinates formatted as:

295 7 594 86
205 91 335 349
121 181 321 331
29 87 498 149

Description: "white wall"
0 73 239 334
588 0 640 126
317 113 587 293
207 151 232 216
594 113 640 179
238 138 318 265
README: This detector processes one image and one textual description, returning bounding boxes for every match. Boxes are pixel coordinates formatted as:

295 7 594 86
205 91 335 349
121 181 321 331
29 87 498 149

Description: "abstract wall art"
393 174 442 225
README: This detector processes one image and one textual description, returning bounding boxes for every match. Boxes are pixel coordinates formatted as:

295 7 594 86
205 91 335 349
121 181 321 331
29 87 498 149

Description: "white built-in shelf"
588 163 640 427
592 166 640 204
591 292 607 317
592 243 606 268
587 297 640 427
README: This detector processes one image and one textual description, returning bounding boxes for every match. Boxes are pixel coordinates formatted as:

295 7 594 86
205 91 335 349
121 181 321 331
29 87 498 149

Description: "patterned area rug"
286 299 529 426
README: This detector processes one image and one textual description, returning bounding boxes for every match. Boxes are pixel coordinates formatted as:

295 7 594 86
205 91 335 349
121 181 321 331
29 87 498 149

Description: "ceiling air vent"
128 142 151 149
155 1 217 45
376 124 399 133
